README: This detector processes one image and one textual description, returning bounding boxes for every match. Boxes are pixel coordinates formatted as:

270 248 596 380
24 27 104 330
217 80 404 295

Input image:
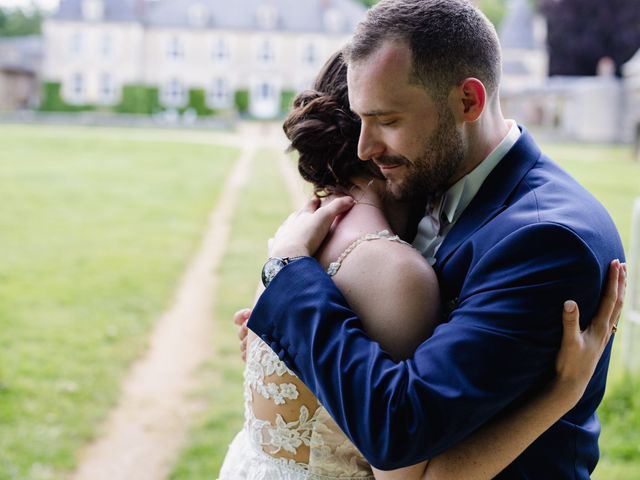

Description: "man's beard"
382 108 465 204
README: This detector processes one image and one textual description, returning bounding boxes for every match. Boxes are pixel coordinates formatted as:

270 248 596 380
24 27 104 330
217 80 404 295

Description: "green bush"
185 88 215 116
280 89 296 113
39 82 95 112
115 84 160 115
234 89 249 114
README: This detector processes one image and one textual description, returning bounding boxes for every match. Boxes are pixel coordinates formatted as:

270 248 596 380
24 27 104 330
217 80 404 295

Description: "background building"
0 35 42 110
41 0 366 118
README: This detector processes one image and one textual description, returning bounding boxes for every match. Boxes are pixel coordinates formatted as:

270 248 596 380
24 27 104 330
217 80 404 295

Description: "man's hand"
234 308 251 362
269 196 355 259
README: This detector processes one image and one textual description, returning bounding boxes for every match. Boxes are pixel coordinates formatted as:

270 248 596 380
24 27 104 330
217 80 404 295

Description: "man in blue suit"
248 0 625 477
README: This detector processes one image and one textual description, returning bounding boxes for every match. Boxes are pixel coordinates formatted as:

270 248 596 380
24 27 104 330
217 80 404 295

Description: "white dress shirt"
413 121 521 264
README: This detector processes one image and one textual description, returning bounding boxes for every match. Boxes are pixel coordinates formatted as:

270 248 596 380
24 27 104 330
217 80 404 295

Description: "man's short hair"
343 0 502 101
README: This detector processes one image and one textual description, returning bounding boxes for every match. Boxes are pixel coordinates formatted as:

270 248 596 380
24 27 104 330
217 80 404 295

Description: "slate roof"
0 35 43 73
498 0 537 50
49 0 367 33
52 0 142 22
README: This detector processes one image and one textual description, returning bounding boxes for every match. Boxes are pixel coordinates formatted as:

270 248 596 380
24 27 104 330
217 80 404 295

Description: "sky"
0 0 59 10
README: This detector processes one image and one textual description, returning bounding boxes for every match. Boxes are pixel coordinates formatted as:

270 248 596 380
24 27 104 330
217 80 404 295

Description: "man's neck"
454 107 510 185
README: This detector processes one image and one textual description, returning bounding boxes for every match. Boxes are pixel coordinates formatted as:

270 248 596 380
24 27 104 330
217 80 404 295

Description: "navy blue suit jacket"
249 128 624 478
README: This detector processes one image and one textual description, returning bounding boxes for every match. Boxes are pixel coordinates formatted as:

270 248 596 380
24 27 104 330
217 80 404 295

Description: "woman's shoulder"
319 212 440 360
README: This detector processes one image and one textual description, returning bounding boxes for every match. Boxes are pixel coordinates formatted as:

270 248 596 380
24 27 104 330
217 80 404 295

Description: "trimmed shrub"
234 89 249 114
39 82 94 112
115 84 160 115
186 88 215 116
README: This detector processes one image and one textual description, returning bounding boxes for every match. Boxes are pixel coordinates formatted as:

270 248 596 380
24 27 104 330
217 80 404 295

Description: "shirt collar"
439 120 520 225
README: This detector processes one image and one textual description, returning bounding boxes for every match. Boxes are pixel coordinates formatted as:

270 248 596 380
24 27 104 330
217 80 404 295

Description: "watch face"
262 257 286 287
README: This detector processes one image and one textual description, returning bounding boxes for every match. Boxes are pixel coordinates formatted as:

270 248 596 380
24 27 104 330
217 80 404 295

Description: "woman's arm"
372 259 626 480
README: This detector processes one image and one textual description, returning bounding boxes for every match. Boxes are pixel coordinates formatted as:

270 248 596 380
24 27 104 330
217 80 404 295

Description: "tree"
539 0 640 77
0 7 42 37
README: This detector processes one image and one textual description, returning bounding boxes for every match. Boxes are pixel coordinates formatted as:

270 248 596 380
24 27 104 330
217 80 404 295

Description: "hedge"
39 82 95 112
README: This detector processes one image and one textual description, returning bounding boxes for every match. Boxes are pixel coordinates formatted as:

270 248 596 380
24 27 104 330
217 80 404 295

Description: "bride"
219 51 625 479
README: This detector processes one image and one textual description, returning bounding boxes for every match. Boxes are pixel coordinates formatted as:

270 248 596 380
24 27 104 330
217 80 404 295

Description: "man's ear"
450 78 486 122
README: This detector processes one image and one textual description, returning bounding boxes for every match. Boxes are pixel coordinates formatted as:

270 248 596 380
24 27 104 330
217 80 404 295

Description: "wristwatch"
261 256 305 288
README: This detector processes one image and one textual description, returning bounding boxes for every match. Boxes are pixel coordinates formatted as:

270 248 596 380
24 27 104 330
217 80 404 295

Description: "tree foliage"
539 0 640 76
0 7 42 37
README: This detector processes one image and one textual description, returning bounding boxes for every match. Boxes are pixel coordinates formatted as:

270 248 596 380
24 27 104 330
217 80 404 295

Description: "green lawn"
0 125 238 479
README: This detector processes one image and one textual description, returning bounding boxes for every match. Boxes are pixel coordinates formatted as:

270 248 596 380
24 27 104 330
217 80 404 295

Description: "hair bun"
282 52 382 193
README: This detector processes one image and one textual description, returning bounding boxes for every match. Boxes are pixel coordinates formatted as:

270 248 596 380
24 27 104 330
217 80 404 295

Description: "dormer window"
188 3 210 28
82 0 105 22
256 5 278 30
324 9 345 33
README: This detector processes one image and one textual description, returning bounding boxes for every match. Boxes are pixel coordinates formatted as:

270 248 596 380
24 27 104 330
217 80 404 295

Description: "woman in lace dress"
219 52 625 480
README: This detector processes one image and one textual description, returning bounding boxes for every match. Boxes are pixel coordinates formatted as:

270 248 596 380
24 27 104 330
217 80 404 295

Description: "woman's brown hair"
283 51 383 195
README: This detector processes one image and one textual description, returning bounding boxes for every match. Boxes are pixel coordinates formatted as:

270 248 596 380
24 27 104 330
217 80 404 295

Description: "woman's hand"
553 259 626 403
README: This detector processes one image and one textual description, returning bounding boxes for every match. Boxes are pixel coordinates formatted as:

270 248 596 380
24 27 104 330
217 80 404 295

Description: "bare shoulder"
333 238 438 300
330 235 441 360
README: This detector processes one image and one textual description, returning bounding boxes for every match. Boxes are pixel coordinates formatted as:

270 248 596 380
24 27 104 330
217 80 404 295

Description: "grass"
0 125 239 479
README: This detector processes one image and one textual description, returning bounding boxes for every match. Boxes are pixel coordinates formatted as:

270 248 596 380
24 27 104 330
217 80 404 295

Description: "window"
257 39 274 64
70 32 83 55
257 82 275 101
167 37 184 60
99 73 116 103
163 78 186 107
69 72 84 102
100 33 112 56
212 38 229 62
208 77 231 108
302 43 317 65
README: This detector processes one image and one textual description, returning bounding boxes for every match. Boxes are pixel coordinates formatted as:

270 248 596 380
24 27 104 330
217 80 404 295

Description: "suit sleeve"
248 222 604 469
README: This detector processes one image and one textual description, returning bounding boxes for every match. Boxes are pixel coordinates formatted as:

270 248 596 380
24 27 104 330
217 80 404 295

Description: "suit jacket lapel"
435 127 543 269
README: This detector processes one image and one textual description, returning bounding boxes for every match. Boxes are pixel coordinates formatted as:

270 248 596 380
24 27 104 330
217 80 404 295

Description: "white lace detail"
327 229 410 276
245 340 299 404
219 336 374 479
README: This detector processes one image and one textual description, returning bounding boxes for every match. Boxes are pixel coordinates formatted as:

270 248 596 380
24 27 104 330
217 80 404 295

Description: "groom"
248 0 625 477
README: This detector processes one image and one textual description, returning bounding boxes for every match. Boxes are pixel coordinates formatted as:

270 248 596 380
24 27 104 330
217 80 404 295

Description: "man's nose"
357 124 384 161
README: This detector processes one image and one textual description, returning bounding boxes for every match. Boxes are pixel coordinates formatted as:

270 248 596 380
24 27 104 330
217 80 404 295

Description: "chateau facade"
42 0 366 118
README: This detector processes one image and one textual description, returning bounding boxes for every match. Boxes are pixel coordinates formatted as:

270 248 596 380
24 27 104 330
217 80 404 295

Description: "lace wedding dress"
219 231 408 480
